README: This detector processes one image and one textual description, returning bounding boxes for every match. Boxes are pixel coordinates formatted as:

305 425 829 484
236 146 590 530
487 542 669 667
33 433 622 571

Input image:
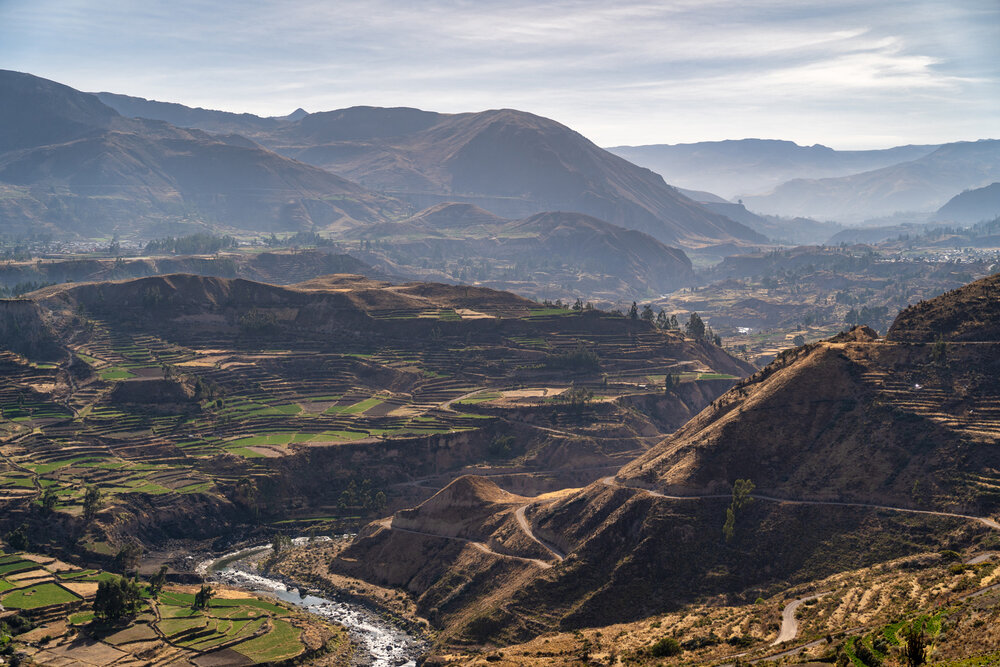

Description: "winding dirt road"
515 505 565 561
771 592 828 645
600 477 1000 530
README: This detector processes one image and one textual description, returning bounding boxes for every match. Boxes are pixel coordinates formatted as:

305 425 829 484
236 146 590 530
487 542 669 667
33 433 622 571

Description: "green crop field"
234 618 302 662
1 582 80 609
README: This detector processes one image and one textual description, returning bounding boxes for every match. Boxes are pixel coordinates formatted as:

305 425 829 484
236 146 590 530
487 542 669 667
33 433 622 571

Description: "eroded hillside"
311 272 1000 659
0 273 748 569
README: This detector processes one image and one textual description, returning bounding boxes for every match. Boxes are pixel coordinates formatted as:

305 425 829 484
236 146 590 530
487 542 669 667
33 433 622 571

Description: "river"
198 537 426 666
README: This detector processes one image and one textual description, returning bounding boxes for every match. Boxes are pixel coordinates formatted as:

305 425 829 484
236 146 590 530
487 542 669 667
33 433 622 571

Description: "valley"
1 25 1000 666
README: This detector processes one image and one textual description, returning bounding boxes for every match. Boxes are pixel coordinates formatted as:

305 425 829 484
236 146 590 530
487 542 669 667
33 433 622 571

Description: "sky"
1 0 997 149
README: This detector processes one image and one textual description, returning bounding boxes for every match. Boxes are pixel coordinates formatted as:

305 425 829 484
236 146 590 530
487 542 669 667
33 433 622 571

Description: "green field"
1 582 80 609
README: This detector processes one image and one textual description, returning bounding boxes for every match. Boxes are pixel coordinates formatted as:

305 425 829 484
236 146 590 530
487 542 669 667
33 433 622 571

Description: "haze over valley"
2 2 1000 665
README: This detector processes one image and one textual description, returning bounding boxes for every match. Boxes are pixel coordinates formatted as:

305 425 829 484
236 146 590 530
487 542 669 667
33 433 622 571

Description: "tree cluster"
145 233 238 255
337 479 388 513
544 346 600 372
93 576 142 622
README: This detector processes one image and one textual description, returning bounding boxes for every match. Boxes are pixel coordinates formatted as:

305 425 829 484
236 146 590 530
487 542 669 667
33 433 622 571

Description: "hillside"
279 108 764 247
0 71 402 238
742 140 1000 222
934 181 1000 224
0 249 383 290
98 93 764 247
0 272 750 574
607 139 938 199
887 271 1000 342
324 274 1000 654
348 204 695 298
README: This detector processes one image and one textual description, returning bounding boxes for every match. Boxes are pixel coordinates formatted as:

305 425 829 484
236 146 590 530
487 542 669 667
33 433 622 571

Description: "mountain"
607 139 938 199
94 91 294 135
98 93 765 247
0 70 403 238
742 140 1000 222
933 182 1000 224
349 204 695 298
272 108 765 247
331 274 1000 652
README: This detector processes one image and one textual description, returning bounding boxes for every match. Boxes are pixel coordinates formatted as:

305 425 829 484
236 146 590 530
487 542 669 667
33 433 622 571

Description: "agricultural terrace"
0 277 748 544
0 550 347 665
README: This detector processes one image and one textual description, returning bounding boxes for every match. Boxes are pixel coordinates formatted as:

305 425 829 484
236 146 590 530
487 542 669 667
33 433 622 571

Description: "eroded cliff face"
0 299 61 359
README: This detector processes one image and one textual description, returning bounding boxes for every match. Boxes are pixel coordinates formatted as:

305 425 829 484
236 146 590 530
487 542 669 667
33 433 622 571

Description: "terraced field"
0 274 751 554
0 550 346 665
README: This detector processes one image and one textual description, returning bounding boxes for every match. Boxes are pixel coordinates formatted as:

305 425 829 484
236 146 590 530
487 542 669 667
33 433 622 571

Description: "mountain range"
0 70 397 239
96 91 763 247
607 139 939 199
740 140 1000 222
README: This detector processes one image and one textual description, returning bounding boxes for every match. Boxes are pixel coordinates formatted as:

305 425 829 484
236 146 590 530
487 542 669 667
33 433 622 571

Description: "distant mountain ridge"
934 182 1000 224
607 138 938 199
96 93 765 247
742 140 1000 222
0 70 401 238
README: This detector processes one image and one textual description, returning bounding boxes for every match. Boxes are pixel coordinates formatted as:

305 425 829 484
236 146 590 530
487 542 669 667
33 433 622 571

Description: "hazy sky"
1 0 997 148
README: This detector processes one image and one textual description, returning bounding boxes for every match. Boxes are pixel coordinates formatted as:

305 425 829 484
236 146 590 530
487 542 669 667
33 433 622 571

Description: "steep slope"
0 71 403 238
0 70 120 152
335 276 1000 651
269 108 764 247
607 139 938 199
742 140 1000 222
887 271 1000 342
934 182 1000 224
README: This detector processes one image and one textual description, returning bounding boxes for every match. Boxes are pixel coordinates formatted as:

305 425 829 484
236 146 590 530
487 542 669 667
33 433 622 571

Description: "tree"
41 487 58 514
271 534 292 553
664 374 675 392
902 626 927 667
641 304 655 322
656 309 668 329
148 565 168 597
669 314 679 330
373 491 387 513
5 524 29 551
628 301 639 320
193 585 214 610
93 576 141 622
686 312 706 339
793 334 805 347
723 479 755 542
113 542 143 574
572 298 583 311
83 485 102 523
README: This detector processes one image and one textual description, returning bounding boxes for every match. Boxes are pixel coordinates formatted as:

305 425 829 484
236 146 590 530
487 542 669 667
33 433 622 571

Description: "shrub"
544 346 600 372
650 637 681 657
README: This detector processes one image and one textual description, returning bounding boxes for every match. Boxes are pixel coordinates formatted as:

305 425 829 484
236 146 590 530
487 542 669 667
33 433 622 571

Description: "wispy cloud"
0 0 996 148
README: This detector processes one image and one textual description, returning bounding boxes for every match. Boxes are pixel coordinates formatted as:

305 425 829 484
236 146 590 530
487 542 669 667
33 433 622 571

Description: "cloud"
0 0 996 147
